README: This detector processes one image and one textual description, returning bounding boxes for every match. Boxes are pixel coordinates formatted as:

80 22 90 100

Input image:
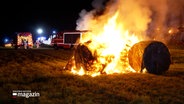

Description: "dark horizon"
0 0 94 45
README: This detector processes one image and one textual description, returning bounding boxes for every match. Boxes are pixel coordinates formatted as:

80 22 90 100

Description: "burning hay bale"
128 41 171 75
65 40 107 74
65 40 171 76
74 41 96 71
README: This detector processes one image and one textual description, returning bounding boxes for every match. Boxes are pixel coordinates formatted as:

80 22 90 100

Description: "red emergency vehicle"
51 30 89 49
13 32 33 49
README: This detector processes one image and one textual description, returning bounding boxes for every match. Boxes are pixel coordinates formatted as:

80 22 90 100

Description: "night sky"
0 0 94 42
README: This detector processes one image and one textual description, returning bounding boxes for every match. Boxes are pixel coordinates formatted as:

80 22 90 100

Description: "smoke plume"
76 0 184 43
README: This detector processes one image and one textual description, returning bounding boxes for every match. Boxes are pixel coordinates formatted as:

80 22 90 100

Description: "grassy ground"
0 47 183 104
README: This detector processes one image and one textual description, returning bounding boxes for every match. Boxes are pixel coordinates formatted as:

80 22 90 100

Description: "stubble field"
0 46 183 104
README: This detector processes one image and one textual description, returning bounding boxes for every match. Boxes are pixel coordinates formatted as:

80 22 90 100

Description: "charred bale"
64 41 94 71
128 41 171 75
74 41 96 71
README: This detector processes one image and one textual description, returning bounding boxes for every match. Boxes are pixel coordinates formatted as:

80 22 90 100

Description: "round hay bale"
128 41 171 75
74 41 95 71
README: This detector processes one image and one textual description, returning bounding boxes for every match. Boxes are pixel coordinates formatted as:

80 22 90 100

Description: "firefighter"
26 40 29 49
23 39 27 49
35 40 40 48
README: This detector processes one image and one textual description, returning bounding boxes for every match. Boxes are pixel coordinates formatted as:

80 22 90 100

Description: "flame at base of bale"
65 41 102 77
65 40 171 76
65 40 135 77
128 41 171 75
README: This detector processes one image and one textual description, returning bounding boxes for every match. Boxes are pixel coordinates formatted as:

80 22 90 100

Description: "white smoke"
76 0 184 42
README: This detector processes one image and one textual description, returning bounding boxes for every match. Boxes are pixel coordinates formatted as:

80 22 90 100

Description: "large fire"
65 0 184 76
70 0 154 77
70 11 145 77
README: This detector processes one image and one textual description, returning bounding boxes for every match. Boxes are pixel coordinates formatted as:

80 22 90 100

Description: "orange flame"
70 0 154 77
70 10 145 77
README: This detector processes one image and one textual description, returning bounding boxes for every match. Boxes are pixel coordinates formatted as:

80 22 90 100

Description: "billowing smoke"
91 0 108 12
76 0 184 43
145 0 184 43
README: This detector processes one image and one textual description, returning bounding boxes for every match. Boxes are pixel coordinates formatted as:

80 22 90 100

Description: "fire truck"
51 30 89 49
13 32 33 49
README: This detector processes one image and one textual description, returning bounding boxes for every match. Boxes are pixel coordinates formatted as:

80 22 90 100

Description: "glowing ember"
69 0 154 76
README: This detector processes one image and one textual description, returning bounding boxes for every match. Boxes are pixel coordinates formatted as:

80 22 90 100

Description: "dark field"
0 47 183 104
